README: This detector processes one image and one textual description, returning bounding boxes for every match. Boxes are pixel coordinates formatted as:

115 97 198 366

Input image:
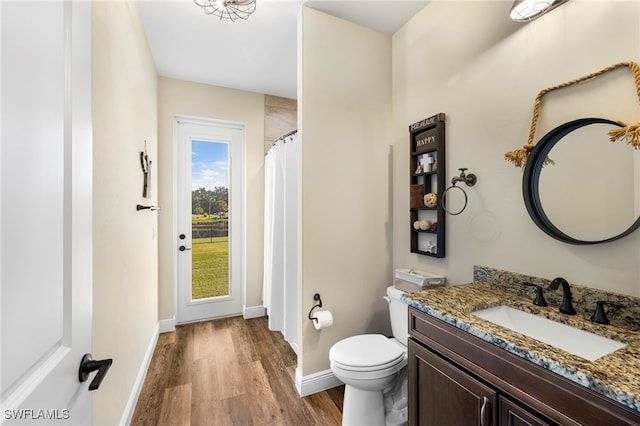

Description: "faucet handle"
590 301 625 325
523 282 548 307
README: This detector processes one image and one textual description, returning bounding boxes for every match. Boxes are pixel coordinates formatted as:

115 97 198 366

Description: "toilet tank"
386 286 409 345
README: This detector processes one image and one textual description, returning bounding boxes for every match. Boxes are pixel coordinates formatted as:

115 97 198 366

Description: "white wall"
157 78 265 321
92 2 158 424
392 0 640 295
298 7 393 375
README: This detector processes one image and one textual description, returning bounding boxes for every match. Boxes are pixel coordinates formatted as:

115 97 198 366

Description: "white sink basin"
472 305 626 361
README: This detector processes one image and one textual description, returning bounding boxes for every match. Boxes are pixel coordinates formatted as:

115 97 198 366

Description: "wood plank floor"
131 316 344 426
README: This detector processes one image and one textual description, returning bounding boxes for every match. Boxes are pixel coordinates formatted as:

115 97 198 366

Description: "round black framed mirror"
522 117 640 245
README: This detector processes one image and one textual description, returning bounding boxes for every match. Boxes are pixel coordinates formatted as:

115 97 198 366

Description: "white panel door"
1 1 96 424
175 117 244 323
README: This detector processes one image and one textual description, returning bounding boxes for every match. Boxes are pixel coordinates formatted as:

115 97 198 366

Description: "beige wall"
88 1 640 407
298 7 393 375
392 1 640 295
92 2 158 425
157 78 265 321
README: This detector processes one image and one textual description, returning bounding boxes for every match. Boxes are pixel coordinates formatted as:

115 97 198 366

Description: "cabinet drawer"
500 397 555 426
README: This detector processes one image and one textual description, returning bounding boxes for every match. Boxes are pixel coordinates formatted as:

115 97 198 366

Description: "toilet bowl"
329 287 408 426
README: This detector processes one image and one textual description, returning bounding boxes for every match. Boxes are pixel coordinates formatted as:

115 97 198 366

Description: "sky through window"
191 140 229 190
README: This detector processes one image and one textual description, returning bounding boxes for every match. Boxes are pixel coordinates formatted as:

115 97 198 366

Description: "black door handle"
79 353 112 391
179 245 192 251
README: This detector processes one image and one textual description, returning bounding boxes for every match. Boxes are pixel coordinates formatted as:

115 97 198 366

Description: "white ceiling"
137 0 429 99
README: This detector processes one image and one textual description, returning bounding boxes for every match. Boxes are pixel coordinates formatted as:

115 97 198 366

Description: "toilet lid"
329 334 405 369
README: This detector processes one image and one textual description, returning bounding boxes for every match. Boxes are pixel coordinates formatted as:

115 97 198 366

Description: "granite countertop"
403 281 640 412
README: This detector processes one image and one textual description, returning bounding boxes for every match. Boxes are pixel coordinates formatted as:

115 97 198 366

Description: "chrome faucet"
548 277 576 315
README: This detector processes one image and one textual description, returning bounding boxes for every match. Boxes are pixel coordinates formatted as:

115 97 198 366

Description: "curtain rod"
279 129 298 139
266 129 298 155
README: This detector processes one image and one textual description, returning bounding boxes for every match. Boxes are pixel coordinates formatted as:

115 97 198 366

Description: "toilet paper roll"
312 310 333 330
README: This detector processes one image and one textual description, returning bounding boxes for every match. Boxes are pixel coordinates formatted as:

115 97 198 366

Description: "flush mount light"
509 0 568 22
193 0 256 22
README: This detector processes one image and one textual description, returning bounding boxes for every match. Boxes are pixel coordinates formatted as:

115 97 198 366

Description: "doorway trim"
173 115 246 324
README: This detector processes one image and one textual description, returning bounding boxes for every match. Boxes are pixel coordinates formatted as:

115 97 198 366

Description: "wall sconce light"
509 0 568 22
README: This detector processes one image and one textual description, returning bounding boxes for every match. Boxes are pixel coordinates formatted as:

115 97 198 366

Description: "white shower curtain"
263 132 298 351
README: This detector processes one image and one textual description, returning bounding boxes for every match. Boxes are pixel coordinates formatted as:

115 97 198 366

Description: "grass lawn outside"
192 236 229 299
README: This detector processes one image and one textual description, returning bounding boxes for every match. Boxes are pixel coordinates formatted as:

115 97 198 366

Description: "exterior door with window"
176 118 244 323
1 1 96 424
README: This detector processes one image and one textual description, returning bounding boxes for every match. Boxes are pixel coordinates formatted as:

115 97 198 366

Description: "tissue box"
394 269 445 292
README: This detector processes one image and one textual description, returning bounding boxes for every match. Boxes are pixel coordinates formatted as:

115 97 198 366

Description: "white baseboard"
295 367 342 397
288 340 299 356
243 305 266 319
159 316 176 333
120 322 159 426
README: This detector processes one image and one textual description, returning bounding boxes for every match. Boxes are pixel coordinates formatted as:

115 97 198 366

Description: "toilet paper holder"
308 293 323 322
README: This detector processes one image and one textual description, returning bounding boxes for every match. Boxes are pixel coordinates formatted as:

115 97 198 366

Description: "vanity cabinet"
408 307 640 426
409 113 446 257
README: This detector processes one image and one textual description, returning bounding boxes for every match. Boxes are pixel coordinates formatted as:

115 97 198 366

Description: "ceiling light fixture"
193 0 256 22
509 0 567 22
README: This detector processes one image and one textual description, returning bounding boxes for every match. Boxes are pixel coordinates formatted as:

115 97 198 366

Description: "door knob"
179 245 192 252
79 353 112 391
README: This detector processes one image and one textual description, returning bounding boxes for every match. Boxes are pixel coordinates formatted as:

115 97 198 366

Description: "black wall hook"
136 204 160 211
308 293 322 322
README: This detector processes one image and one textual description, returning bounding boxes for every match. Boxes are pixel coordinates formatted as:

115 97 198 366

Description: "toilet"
329 286 409 426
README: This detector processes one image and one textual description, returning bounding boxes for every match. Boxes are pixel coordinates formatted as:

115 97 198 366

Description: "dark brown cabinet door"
500 397 555 426
409 340 497 425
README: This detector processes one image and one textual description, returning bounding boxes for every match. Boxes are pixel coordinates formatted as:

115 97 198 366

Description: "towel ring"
442 168 477 215
442 185 468 215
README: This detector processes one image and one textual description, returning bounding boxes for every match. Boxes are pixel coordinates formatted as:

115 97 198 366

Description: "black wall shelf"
409 113 446 258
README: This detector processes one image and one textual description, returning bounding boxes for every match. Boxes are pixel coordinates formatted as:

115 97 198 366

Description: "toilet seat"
329 334 405 372
331 359 406 381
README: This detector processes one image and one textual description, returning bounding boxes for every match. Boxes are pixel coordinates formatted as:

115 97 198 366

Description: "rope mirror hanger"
505 61 640 168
